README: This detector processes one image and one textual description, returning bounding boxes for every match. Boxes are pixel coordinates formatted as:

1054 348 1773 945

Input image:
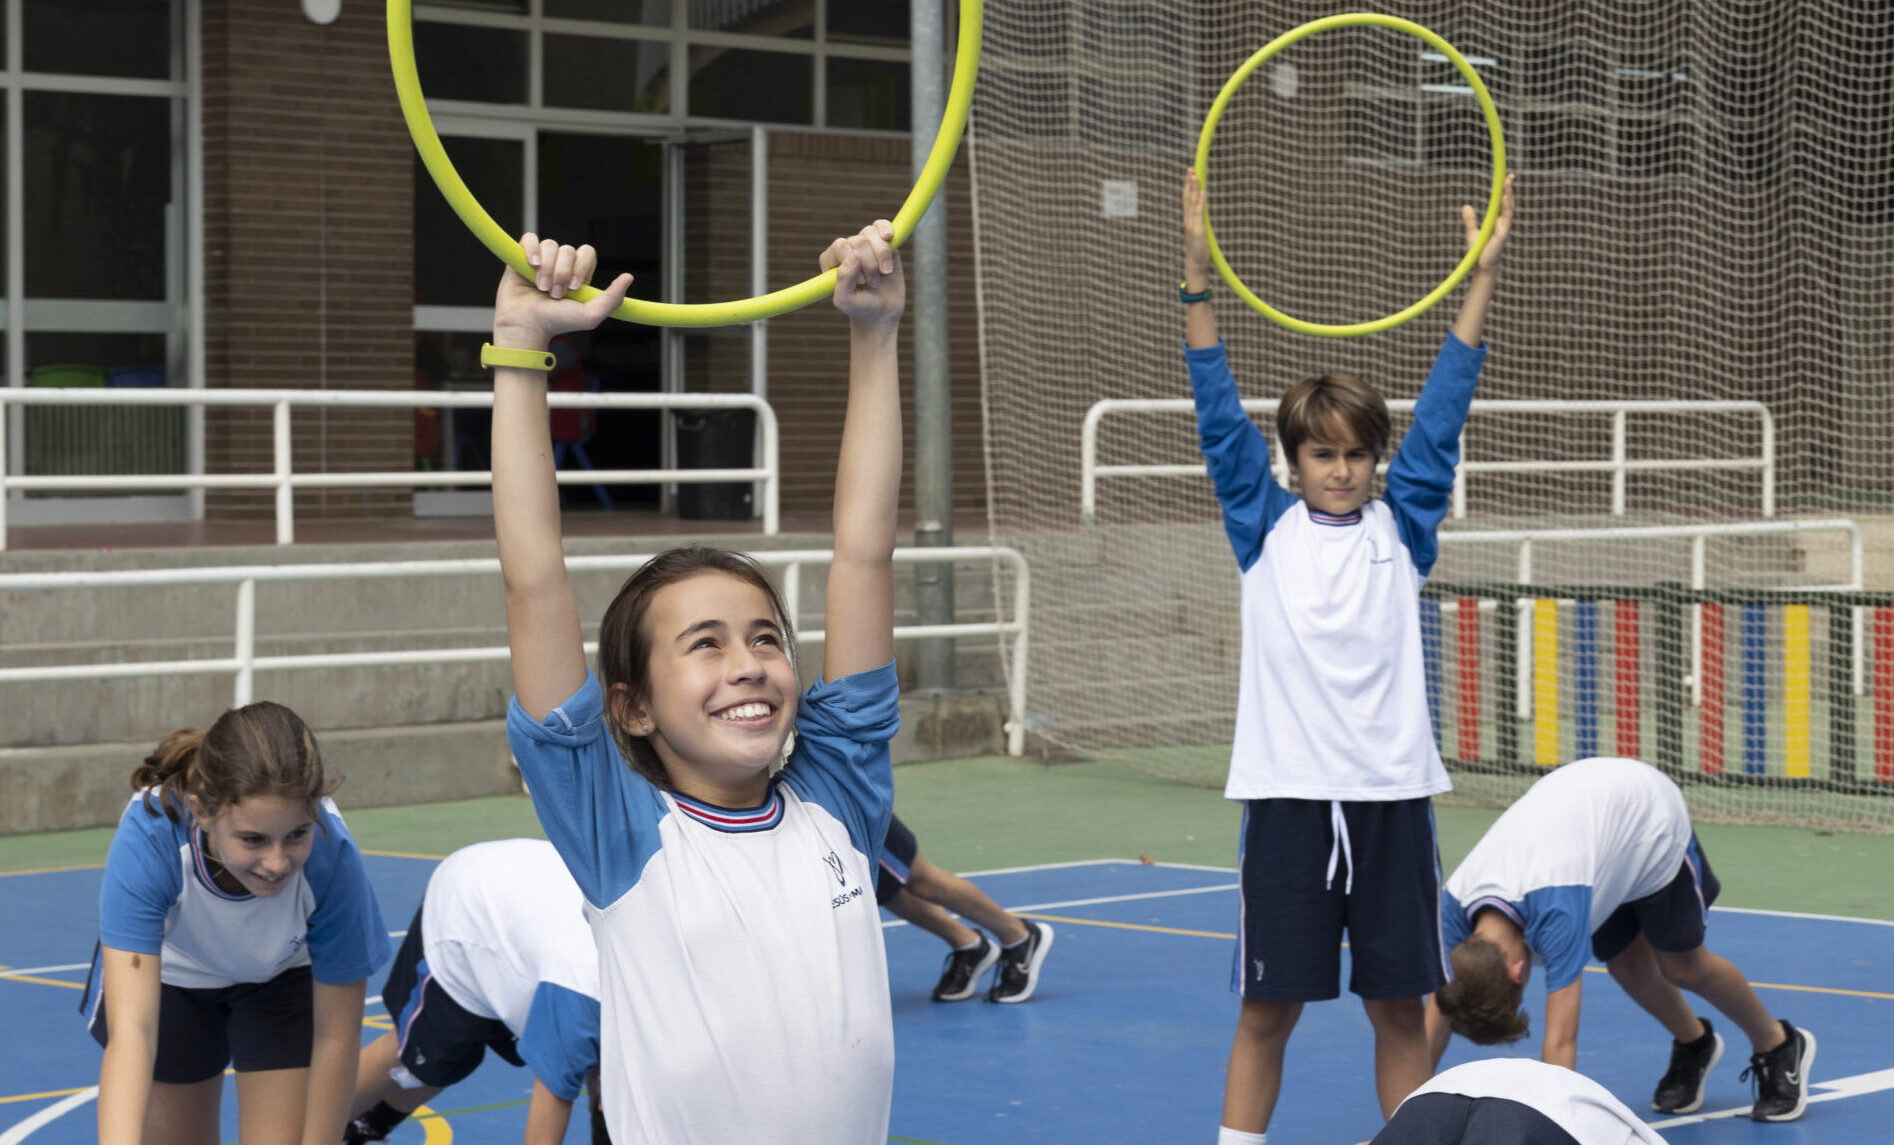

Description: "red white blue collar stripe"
1307 508 1363 526
672 786 785 833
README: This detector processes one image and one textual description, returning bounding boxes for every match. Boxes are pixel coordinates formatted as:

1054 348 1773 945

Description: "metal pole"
911 0 955 689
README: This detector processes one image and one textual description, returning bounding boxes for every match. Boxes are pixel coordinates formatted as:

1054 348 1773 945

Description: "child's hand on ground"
822 220 904 329
492 233 634 350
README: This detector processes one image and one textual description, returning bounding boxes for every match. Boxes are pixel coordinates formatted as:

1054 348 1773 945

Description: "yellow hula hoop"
387 0 982 328
1194 13 1507 339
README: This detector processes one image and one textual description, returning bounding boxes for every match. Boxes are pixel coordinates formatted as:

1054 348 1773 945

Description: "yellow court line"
363 1014 395 1030
361 848 449 862
411 1102 453 1144
0 971 84 990
0 861 105 877
1750 979 1894 1001
1018 912 1235 941
0 1085 93 1106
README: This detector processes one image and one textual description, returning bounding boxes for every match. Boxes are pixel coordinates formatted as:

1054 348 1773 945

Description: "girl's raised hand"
821 220 904 328
493 233 634 348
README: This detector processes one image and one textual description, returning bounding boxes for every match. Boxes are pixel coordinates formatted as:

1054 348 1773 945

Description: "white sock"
952 937 983 952
1216 1128 1266 1145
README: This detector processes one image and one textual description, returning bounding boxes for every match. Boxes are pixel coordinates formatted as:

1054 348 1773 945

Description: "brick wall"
201 0 414 520
700 128 984 514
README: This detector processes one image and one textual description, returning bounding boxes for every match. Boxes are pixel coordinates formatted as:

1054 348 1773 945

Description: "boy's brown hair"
1434 934 1531 1045
1277 372 1391 461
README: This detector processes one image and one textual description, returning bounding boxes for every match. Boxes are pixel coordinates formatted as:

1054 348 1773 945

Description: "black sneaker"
1652 1018 1724 1113
931 935 998 1001
1742 1020 1816 1122
986 920 1054 1003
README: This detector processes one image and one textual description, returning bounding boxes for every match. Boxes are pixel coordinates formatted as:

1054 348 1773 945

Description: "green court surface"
8 755 1892 921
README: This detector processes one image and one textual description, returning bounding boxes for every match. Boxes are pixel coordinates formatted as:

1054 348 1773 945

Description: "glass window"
415 136 523 307
23 332 181 483
689 0 812 38
24 0 170 80
544 33 671 114
415 21 528 104
546 0 670 25
25 92 171 301
826 57 907 130
827 0 907 45
688 48 812 123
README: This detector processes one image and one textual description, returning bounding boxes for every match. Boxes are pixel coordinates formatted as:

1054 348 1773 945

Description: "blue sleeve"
1187 341 1299 572
506 674 671 909
1384 330 1487 577
302 808 393 986
1520 885 1593 993
517 982 601 1102
1439 889 1471 954
780 661 899 860
98 801 183 955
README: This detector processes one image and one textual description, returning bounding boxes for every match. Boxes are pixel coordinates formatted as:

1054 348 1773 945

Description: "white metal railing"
1433 518 1864 716
1080 398 1777 524
0 387 781 549
0 546 1033 756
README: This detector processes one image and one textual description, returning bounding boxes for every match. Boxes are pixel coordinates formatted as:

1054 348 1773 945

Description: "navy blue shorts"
381 903 523 1089
88 964 314 1084
1591 834 1721 962
1235 797 1446 1002
875 814 918 907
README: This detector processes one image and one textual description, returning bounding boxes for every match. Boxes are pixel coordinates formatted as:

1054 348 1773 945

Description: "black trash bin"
675 408 756 521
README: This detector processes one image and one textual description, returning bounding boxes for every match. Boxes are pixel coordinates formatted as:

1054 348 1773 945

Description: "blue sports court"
5 855 1889 1144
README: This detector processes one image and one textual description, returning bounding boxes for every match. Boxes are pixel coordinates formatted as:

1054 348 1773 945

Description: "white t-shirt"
1442 757 1694 990
1401 1058 1668 1144
1187 332 1487 800
94 792 388 992
419 838 601 1100
508 663 898 1145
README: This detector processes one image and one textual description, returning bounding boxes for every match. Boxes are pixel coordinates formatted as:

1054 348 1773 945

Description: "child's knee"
1236 999 1301 1043
1363 995 1425 1034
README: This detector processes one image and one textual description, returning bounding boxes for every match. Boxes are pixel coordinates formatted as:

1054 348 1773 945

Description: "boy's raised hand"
1461 173 1516 273
1181 169 1211 286
822 220 904 327
493 233 634 349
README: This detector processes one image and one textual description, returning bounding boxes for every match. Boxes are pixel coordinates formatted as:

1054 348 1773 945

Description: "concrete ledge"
1 692 1012 833
0 721 522 834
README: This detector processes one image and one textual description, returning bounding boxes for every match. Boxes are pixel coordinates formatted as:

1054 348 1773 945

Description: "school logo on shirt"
824 850 864 909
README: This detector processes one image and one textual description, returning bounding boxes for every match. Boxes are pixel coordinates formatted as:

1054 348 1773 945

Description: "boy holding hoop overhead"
1178 169 1514 1144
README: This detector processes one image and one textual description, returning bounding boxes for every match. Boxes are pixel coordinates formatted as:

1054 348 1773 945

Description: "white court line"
0 964 88 977
958 859 1894 927
0 1088 96 1145
881 881 1237 928
1649 1066 1894 1128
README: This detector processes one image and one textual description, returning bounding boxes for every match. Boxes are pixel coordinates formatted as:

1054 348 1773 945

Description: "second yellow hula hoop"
1195 13 1507 338
388 0 982 328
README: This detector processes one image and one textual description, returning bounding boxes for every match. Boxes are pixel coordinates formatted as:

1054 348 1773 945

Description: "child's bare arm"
491 236 633 719
1451 173 1515 348
1181 170 1219 349
818 222 904 680
1541 977 1582 1069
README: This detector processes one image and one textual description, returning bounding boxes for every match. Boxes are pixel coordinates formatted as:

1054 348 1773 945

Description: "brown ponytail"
131 703 335 824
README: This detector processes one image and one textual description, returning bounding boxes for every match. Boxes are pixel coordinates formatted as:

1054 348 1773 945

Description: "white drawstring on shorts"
1325 799 1354 895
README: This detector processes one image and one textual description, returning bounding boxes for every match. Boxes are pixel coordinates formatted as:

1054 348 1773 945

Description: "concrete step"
0 532 1011 749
